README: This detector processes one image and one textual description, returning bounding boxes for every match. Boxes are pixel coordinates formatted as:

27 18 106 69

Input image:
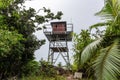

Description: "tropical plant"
39 59 57 77
73 30 92 70
81 0 120 80
72 30 94 78
0 0 63 79
21 60 40 76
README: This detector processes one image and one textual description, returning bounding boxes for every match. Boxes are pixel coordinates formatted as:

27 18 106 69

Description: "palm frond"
95 0 113 20
81 38 103 64
90 22 111 29
93 39 120 80
96 0 120 20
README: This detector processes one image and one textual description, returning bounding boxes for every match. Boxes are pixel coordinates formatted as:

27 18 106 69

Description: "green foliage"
81 38 103 64
57 62 62 68
39 59 57 77
0 0 63 79
20 60 65 80
21 60 40 76
21 75 66 80
72 30 94 79
0 30 24 79
80 0 120 80
73 30 92 70
0 30 23 57
0 0 14 8
93 39 120 80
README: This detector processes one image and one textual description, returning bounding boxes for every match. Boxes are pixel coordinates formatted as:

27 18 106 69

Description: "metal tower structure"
43 21 73 68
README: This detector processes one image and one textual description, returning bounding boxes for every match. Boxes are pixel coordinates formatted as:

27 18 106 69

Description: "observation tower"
43 21 73 68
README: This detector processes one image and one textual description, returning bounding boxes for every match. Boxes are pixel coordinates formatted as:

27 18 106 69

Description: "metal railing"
43 23 73 33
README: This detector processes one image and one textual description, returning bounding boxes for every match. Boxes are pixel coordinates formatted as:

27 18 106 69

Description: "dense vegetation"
0 0 62 79
0 0 120 80
73 0 120 80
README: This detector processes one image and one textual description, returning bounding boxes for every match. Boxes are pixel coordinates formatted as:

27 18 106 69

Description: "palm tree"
81 0 120 80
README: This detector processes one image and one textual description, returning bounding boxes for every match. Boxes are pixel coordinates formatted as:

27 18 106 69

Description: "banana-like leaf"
93 39 120 80
81 38 103 64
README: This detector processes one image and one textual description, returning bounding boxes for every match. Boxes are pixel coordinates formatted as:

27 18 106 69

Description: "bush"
39 59 57 77
21 60 40 76
21 75 65 80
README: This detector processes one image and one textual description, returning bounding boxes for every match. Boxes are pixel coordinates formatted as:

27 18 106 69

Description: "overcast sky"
25 0 104 65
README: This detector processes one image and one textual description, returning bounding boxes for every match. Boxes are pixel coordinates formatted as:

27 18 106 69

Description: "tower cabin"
51 21 66 34
43 21 73 41
43 21 73 68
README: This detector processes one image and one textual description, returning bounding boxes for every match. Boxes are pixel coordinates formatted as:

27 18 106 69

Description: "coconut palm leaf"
91 0 120 36
81 38 103 64
96 0 120 20
95 1 113 20
93 39 120 80
90 22 111 30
